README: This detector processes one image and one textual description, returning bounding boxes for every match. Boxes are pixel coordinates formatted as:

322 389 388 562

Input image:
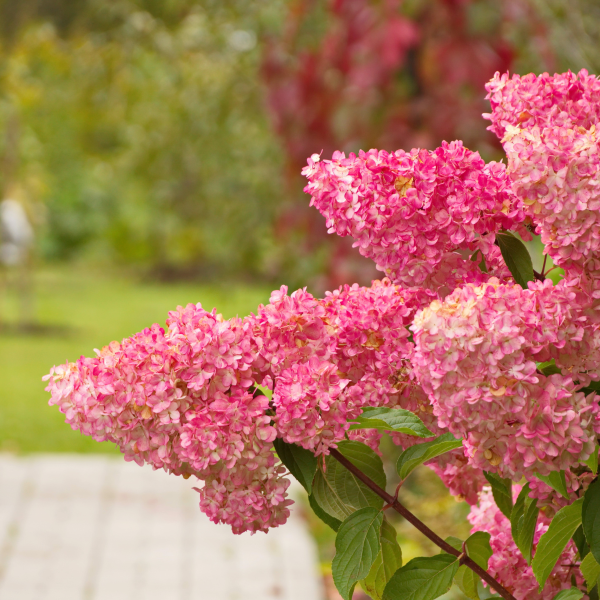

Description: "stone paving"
0 455 324 600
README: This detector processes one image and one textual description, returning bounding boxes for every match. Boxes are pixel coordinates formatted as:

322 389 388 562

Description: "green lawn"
0 266 271 453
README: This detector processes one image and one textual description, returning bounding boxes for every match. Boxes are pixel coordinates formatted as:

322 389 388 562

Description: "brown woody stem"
329 448 517 600
533 268 545 282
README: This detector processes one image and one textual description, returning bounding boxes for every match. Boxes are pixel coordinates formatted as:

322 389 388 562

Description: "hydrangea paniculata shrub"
45 71 600 600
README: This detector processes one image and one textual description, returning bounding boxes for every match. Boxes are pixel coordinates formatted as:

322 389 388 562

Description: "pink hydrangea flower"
273 358 352 455
246 279 440 456
526 468 596 516
302 142 525 292
45 305 292 535
486 70 600 297
427 448 486 505
45 324 189 472
485 70 600 140
197 454 293 534
412 279 600 479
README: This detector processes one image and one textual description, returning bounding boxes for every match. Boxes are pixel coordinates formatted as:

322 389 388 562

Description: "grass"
0 265 271 453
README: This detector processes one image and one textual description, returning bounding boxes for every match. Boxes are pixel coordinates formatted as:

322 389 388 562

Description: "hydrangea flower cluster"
45 279 438 531
45 68 600 600
45 324 190 473
485 70 600 140
412 278 600 479
469 487 583 600
45 306 292 534
302 142 525 291
486 70 600 296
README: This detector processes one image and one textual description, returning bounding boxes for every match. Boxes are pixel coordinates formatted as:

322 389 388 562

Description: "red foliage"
261 0 546 287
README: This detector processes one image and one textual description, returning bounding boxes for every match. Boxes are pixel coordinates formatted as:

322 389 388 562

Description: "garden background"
0 1 598 598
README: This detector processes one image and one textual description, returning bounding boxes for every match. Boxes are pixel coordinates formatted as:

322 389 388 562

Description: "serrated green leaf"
362 518 403 600
551 589 585 600
452 532 492 600
454 565 479 600
349 407 434 438
584 446 599 474
573 525 589 560
308 492 341 531
483 472 513 519
581 552 600 590
583 479 600 565
496 231 534 289
444 536 462 552
396 433 463 481
534 471 569 499
273 438 318 494
312 441 386 521
382 554 459 600
511 483 539 564
466 531 493 569
532 498 584 590
333 507 383 600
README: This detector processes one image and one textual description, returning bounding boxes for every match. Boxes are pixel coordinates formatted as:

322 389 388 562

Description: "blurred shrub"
2 0 598 286
0 0 287 279
528 0 600 74
260 0 554 289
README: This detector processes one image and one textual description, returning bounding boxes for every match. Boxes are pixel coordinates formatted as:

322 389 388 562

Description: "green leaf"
551 589 585 600
454 565 479 600
476 581 501 599
496 231 535 289
465 532 493 569
510 483 539 564
349 407 434 438
273 438 318 494
332 507 383 600
573 525 589 560
541 364 562 376
534 471 570 499
444 536 462 552
483 472 513 519
396 433 463 481
453 532 493 600
361 518 403 600
584 446 599 474
253 383 272 400
382 554 459 600
312 441 386 521
583 479 600 565
308 492 341 532
478 256 489 274
532 498 584 590
581 552 600 591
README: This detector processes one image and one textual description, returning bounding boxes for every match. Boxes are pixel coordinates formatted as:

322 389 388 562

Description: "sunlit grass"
0 265 271 453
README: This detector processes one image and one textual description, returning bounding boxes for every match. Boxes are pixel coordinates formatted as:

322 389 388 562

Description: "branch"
329 448 517 600
533 268 545 282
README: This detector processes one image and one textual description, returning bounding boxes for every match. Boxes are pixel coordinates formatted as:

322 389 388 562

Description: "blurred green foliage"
0 0 286 278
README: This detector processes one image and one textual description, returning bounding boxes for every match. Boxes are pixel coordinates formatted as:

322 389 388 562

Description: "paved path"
0 455 324 600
